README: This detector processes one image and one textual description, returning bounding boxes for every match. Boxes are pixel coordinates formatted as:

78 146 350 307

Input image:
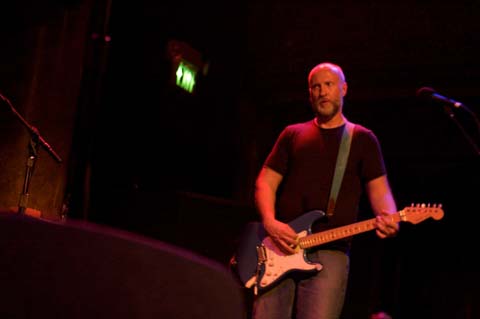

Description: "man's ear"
342 82 348 97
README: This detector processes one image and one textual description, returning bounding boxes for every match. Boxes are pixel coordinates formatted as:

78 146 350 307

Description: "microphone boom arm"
0 92 63 215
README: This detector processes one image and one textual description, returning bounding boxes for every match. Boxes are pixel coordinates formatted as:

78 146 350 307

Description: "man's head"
308 62 348 121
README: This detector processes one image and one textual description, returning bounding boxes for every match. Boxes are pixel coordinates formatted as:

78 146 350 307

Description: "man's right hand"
263 219 298 254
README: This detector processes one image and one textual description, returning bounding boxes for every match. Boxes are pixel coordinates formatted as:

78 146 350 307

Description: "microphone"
416 87 464 108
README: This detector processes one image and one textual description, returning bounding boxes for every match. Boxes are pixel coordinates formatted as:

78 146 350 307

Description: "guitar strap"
326 120 355 217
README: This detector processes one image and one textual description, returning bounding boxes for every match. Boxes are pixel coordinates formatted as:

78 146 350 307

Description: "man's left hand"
375 210 399 238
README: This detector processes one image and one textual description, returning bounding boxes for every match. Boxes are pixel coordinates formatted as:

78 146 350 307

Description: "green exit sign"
175 61 197 93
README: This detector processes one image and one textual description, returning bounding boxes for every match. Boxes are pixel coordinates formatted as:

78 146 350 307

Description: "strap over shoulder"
326 120 355 217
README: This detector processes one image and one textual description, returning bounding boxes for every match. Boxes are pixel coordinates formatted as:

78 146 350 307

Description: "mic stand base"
18 139 39 215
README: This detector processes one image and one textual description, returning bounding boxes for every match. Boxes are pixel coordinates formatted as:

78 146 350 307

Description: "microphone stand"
443 104 480 157
0 92 62 215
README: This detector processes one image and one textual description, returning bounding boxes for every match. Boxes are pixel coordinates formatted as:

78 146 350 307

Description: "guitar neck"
299 213 401 249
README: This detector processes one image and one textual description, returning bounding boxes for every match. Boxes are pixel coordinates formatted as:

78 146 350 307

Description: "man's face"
309 67 347 119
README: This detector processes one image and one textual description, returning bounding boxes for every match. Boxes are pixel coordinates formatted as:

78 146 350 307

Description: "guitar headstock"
400 203 444 224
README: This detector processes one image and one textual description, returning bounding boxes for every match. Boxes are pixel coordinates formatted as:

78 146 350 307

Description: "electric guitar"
231 204 444 295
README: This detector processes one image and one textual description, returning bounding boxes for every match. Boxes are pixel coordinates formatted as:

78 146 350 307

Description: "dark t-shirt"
264 119 387 252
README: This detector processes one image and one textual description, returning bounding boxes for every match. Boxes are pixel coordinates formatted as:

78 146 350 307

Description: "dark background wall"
0 1 479 318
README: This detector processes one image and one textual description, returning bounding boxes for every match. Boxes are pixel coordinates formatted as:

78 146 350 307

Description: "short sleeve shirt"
264 120 387 251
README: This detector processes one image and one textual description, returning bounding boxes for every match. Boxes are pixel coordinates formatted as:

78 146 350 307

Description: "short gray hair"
308 62 346 83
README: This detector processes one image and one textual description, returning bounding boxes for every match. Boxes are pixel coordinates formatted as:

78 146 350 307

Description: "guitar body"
233 210 326 292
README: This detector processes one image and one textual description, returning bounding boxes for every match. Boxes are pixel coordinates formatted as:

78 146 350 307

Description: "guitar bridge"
250 244 267 295
256 244 267 264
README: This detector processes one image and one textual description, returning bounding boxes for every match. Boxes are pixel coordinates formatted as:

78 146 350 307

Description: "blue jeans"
252 250 350 319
